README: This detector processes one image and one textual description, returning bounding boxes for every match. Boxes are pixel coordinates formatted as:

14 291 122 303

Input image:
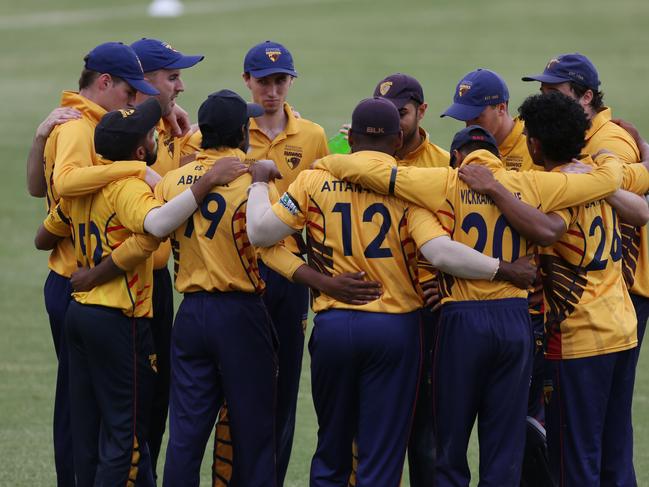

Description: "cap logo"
379 81 392 96
458 83 471 97
470 135 487 141
366 127 385 134
162 42 178 52
265 48 282 62
546 57 561 70
118 108 135 118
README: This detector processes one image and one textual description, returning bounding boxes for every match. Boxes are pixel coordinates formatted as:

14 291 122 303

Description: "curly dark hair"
518 92 590 162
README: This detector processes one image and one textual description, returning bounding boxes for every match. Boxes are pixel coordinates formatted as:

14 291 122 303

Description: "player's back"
279 152 445 314
437 150 533 303
48 175 160 317
156 147 264 294
540 194 636 360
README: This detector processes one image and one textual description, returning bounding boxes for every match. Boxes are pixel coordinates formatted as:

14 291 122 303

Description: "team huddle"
26 37 649 487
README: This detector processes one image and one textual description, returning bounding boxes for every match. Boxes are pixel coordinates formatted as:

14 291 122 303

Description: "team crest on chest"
266 48 282 62
284 145 303 169
379 81 393 96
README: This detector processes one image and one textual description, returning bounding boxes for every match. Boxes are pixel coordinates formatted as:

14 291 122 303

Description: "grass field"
1 0 649 485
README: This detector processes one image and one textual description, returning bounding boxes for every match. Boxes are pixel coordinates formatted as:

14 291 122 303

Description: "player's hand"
322 271 382 305
421 279 441 310
495 255 537 289
165 103 191 137
250 159 283 183
458 164 498 194
70 267 96 292
561 160 592 174
36 107 81 139
290 106 301 119
339 123 351 141
144 166 162 189
205 157 248 186
612 118 644 146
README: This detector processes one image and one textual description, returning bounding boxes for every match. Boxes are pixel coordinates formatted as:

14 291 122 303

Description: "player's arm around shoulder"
35 200 71 250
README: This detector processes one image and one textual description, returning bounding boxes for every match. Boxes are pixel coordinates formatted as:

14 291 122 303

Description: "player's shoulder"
105 174 151 196
293 116 326 138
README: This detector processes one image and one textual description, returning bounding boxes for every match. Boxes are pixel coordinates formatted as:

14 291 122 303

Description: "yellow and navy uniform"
397 128 450 286
498 117 544 313
271 151 448 314
314 150 622 303
43 91 146 277
43 170 161 317
583 107 649 299
541 162 637 360
149 119 201 270
499 117 543 172
187 103 329 254
154 147 304 293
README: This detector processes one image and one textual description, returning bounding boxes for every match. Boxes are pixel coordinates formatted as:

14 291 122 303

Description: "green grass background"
1 0 648 485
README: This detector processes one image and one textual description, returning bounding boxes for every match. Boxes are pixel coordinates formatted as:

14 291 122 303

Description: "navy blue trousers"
407 307 440 487
545 349 637 487
43 270 74 487
149 267 174 477
259 260 309 486
65 301 156 487
309 309 421 487
433 298 533 487
630 292 649 352
528 313 546 423
163 291 278 487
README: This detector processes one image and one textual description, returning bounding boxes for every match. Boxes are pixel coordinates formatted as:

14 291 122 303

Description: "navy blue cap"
198 89 264 139
441 69 509 121
351 97 401 136
373 73 424 109
85 42 159 96
95 98 162 161
130 38 204 72
244 41 298 78
449 125 499 165
522 53 600 90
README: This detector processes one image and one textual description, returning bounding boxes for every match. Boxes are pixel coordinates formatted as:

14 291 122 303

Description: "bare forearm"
27 135 47 197
606 189 649 226
487 183 558 245
87 256 123 286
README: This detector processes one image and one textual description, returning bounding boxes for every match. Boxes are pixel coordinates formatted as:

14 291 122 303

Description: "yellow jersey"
43 91 146 277
43 173 161 317
583 107 649 299
499 117 543 172
315 150 622 303
271 151 448 314
187 103 328 254
149 119 201 270
397 128 450 285
154 147 304 294
541 168 636 359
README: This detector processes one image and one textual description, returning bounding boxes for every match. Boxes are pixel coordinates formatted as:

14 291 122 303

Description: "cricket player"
459 92 649 486
246 97 539 486
34 98 243 486
197 40 329 486
441 67 547 480
523 53 649 351
130 37 204 474
25 41 160 487
370 73 450 486
158 89 378 487
313 120 624 485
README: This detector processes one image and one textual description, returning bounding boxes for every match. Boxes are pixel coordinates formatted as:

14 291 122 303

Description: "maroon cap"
373 73 424 109
351 97 401 136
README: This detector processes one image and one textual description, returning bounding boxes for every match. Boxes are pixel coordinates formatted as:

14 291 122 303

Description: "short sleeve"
108 178 162 233
43 201 72 237
407 206 448 247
